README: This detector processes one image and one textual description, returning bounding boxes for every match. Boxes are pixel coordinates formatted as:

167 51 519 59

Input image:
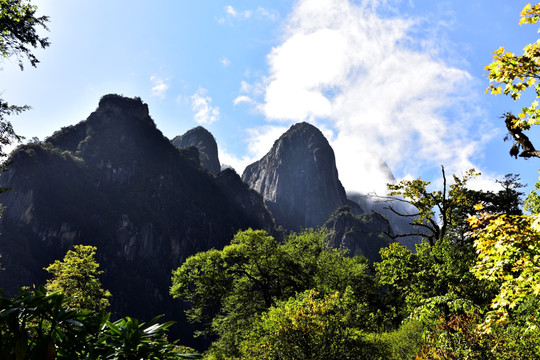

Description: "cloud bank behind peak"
231 0 494 194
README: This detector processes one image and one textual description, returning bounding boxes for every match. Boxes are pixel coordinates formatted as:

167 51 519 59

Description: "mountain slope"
0 94 274 346
324 206 392 262
171 126 221 175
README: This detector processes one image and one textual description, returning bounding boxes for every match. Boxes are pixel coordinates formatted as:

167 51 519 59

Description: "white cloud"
233 95 254 106
241 0 493 194
221 57 231 67
150 76 169 98
225 5 252 19
220 125 289 175
219 150 255 175
191 87 220 125
240 80 252 93
222 5 277 23
225 5 239 17
465 176 502 193
256 7 279 21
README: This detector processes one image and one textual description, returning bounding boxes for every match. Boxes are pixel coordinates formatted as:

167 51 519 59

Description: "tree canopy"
170 228 379 358
44 244 111 311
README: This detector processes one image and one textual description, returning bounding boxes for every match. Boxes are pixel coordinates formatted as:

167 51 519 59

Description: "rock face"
242 122 351 231
0 94 274 346
215 168 276 233
324 206 392 262
171 126 220 175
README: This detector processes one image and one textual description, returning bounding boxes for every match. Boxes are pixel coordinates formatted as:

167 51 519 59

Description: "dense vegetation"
168 167 535 359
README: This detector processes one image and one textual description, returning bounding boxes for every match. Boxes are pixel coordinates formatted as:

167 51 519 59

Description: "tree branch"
505 113 540 159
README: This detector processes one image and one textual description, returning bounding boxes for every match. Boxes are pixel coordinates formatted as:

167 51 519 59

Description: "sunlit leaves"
387 167 480 245
238 288 368 360
486 3 540 142
469 212 540 331
525 172 540 214
44 245 111 312
519 3 540 27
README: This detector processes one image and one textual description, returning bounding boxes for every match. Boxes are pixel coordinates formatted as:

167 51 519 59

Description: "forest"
2 1 540 359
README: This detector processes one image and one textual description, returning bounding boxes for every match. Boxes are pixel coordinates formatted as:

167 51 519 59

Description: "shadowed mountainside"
0 94 274 346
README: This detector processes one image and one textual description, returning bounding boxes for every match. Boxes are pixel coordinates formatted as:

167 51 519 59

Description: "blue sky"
3 0 540 195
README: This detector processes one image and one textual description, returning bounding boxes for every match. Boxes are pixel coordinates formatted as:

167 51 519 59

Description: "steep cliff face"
171 126 221 175
0 94 274 345
242 122 351 231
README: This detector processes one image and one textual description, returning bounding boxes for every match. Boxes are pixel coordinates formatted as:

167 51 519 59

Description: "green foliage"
377 169 505 326
485 3 540 158
376 238 494 327
0 100 25 172
469 212 540 331
374 320 425 360
0 0 49 171
0 0 49 69
485 3 540 112
238 288 375 360
93 316 187 360
0 286 201 359
386 167 479 246
44 245 111 311
0 0 46 210
525 173 540 214
0 286 86 360
416 313 540 360
416 313 491 360
238 291 426 360
377 166 537 357
171 228 377 357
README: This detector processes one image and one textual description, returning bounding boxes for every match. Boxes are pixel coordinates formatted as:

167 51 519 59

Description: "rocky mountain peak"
242 122 349 231
171 126 220 175
97 94 150 119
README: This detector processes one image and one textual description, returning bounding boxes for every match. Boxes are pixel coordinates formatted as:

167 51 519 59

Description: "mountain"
324 206 392 262
242 122 358 231
171 126 220 175
0 94 274 346
348 192 421 250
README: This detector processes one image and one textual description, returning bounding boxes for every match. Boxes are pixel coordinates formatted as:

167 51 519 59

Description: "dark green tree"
0 287 201 359
170 228 377 358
